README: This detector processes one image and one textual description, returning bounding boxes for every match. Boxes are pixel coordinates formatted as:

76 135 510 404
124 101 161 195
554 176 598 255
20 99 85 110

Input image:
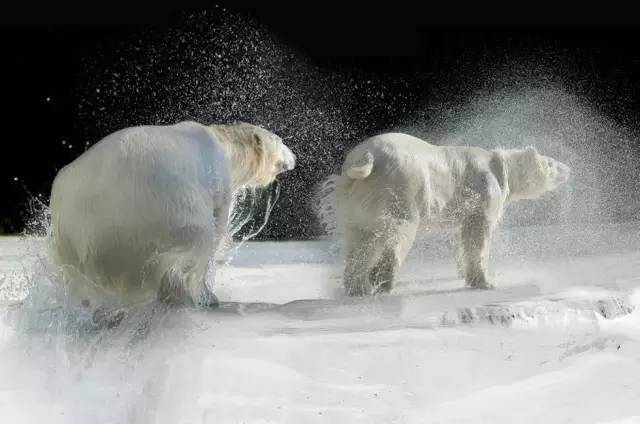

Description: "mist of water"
75 9 374 239
396 85 640 227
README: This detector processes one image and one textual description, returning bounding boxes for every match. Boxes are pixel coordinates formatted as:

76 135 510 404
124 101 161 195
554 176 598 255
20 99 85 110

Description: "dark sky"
2 4 640 237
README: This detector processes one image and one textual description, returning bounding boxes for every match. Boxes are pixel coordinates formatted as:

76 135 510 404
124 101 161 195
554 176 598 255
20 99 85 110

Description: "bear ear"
252 133 266 159
524 146 539 161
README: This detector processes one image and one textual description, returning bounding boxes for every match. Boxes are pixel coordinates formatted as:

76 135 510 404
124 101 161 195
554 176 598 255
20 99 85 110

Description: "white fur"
49 121 295 308
335 132 570 295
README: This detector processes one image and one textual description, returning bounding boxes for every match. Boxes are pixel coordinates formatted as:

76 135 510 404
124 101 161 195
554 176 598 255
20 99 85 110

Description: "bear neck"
209 125 265 191
499 149 536 202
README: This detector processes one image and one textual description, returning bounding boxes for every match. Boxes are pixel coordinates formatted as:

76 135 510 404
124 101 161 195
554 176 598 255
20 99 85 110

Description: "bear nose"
279 155 295 172
559 163 571 180
285 151 296 170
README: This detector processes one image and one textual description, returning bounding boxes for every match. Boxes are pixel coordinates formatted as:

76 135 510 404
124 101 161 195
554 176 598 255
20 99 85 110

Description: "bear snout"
280 148 296 172
558 162 571 182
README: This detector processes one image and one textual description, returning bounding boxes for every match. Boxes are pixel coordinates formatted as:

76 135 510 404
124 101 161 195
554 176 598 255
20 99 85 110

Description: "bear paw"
92 307 126 329
466 275 495 290
372 281 393 295
194 291 220 309
345 284 373 297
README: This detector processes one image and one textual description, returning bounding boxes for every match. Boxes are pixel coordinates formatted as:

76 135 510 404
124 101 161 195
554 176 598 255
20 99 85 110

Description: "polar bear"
335 132 570 295
49 121 295 310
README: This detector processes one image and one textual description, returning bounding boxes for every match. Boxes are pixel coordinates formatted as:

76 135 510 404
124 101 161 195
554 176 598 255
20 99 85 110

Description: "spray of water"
75 8 414 239
216 181 281 263
396 84 640 227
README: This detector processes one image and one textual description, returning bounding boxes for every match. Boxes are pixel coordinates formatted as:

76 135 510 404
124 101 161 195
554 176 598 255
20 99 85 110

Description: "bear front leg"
458 214 494 289
157 269 190 305
154 247 219 308
452 230 466 278
92 306 126 329
213 201 230 253
191 284 219 308
184 200 229 308
158 266 219 308
369 248 397 294
191 259 219 308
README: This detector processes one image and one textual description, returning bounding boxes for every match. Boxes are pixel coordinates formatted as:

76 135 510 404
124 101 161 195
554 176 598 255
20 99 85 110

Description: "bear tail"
344 151 374 179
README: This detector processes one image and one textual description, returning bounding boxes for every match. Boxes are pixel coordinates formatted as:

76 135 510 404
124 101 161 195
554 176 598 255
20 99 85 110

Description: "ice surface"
1 224 639 423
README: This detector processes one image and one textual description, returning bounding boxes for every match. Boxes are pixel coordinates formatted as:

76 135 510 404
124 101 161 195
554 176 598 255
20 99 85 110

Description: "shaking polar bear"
336 132 570 295
49 121 295 309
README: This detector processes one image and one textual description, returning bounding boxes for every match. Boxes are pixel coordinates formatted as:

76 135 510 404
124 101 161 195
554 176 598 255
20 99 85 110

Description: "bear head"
210 122 296 189
504 146 571 201
249 124 296 183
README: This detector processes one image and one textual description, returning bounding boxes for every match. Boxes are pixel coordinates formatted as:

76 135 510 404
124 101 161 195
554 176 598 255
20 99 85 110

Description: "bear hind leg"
343 227 378 296
344 251 374 296
367 220 418 294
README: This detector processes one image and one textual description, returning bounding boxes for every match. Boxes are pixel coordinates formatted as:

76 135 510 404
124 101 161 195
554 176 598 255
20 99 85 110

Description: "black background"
2 3 640 238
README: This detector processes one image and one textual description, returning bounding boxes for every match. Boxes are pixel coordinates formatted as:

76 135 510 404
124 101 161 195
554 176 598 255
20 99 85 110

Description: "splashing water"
0 182 284 423
216 181 281 263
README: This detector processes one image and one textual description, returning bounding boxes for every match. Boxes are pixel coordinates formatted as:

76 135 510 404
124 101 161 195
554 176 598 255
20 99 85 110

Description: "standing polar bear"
336 132 570 296
49 121 295 309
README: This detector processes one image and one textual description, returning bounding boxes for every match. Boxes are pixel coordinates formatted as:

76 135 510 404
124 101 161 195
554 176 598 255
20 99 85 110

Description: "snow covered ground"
1 223 639 423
